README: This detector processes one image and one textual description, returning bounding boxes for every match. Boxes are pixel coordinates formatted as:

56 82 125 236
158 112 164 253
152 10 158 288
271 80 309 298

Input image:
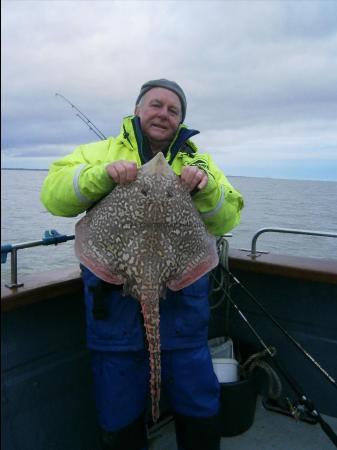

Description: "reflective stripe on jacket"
41 115 243 236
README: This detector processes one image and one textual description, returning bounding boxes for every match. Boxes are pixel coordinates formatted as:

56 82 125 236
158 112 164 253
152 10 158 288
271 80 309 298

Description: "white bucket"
209 337 235 359
212 357 239 383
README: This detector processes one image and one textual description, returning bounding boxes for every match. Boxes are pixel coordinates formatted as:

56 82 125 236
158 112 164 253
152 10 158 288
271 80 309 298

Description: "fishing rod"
55 93 107 141
233 288 337 446
269 356 337 447
210 266 337 447
212 238 336 389
227 270 337 389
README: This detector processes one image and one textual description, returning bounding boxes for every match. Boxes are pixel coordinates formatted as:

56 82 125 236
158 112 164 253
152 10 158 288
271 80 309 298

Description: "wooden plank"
1 266 82 312
228 249 337 284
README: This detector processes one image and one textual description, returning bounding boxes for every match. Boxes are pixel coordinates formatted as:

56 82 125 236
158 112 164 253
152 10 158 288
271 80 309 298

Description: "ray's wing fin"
75 216 124 285
167 239 219 291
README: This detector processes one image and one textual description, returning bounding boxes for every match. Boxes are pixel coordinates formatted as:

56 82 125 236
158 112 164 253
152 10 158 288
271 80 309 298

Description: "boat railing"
250 227 337 257
1 230 75 288
2 227 336 288
1 230 233 290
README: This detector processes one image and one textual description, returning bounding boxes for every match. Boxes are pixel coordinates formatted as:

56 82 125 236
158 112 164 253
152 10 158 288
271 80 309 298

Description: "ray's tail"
140 296 161 423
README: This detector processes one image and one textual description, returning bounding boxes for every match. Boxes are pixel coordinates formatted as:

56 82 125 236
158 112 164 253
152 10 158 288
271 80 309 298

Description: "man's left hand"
180 166 208 192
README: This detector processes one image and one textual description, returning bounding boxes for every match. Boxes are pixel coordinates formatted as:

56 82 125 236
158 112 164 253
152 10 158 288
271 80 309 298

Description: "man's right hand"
106 161 138 185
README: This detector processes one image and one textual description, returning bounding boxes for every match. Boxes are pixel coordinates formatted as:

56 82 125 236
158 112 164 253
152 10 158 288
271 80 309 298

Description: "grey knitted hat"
136 78 187 121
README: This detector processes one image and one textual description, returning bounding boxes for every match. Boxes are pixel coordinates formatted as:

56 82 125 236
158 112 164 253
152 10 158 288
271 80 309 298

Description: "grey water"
1 169 337 284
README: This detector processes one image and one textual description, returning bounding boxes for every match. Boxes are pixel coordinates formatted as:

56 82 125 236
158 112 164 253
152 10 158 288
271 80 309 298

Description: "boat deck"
148 397 337 450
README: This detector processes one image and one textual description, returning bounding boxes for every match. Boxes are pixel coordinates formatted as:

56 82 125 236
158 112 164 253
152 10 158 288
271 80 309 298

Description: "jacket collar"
118 115 199 165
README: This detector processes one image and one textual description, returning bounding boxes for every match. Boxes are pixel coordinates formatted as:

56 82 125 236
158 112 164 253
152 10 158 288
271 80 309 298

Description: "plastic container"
208 337 234 359
209 339 258 436
212 357 239 383
209 337 239 383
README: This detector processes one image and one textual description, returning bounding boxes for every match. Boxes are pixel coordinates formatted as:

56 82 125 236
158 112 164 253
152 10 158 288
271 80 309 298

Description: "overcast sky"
2 0 337 180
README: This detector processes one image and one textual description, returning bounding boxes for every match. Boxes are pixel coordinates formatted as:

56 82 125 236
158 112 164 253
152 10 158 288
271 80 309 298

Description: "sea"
1 169 337 284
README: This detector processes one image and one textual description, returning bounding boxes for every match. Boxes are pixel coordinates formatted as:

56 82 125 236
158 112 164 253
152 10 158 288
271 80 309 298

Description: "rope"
241 350 282 400
217 236 230 270
209 237 231 310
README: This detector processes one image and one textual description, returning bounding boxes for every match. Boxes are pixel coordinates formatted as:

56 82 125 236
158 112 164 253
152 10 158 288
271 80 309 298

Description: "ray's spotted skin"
75 152 219 422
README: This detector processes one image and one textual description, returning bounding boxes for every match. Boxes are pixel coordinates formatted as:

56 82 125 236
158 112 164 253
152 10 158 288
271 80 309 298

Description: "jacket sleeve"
40 140 115 217
184 153 244 236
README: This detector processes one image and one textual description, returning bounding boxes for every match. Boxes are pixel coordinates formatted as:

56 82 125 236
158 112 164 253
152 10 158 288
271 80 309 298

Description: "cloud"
2 0 337 180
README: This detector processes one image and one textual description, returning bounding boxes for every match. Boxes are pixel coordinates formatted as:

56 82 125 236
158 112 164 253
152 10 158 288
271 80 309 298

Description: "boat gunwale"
2 250 336 313
228 249 337 284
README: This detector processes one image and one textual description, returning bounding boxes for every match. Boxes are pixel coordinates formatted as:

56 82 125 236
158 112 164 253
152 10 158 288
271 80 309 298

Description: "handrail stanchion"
1 230 75 289
8 248 23 288
250 227 337 257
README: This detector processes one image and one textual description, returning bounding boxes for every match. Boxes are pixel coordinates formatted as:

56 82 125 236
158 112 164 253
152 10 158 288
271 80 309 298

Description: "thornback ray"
74 152 219 422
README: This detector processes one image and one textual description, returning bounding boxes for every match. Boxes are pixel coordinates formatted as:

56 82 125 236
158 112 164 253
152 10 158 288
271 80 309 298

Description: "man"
41 79 244 450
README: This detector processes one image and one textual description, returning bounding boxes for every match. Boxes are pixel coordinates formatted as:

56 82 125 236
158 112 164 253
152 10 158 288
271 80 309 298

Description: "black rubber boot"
99 413 147 450
174 411 222 450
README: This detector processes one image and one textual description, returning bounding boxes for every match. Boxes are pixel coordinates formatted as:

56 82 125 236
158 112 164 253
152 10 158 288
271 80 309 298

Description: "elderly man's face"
135 88 182 144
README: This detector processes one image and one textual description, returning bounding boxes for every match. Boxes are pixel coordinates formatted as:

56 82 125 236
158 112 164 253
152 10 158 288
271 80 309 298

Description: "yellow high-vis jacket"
41 116 244 236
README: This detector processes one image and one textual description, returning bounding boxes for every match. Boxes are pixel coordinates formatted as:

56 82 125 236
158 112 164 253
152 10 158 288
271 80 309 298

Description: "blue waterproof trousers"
81 266 221 449
91 346 220 431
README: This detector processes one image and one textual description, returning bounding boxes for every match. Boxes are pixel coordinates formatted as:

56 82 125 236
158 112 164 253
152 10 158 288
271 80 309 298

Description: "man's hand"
181 166 208 192
106 161 138 185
